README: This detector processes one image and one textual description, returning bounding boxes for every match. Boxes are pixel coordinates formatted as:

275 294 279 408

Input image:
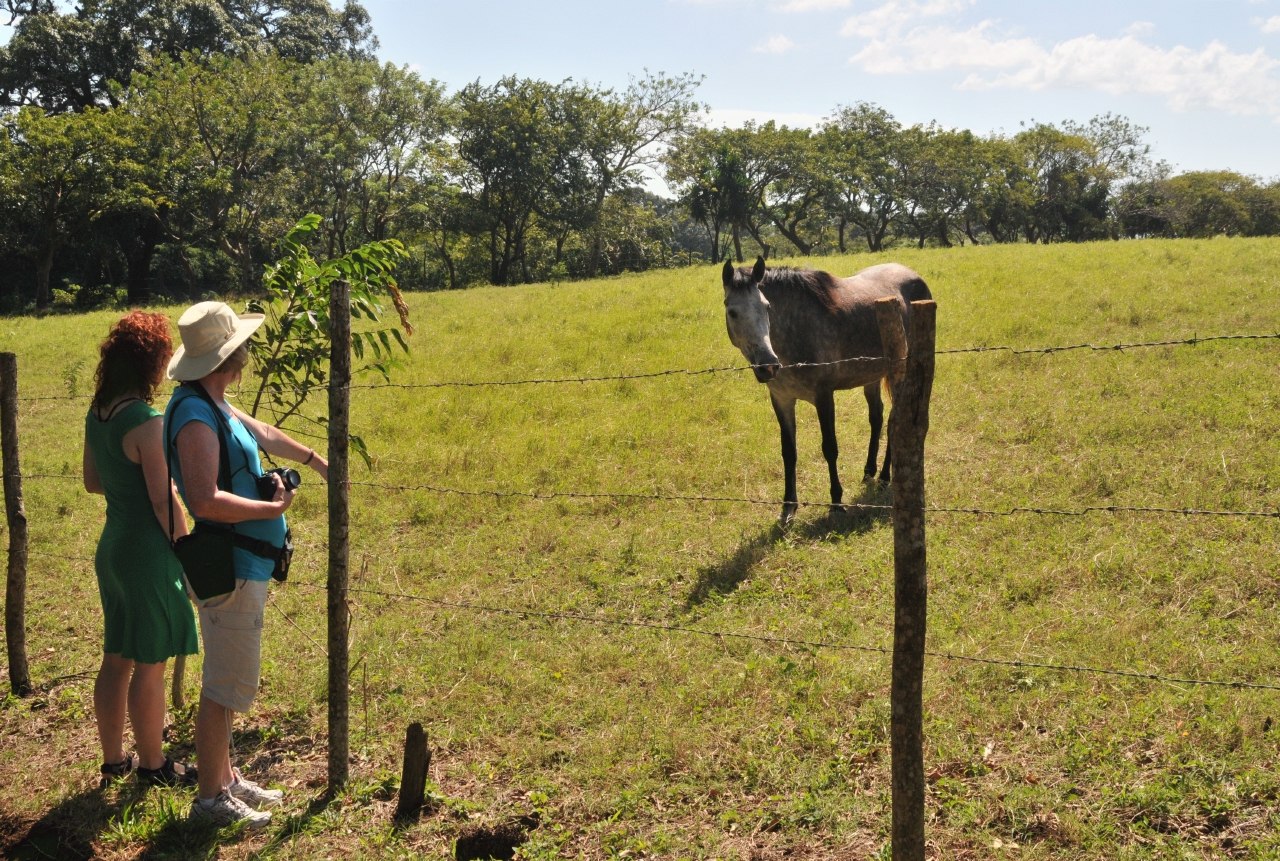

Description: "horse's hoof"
829 503 847 515
779 507 797 528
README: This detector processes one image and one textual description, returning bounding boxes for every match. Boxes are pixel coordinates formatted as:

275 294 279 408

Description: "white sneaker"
189 789 272 829
229 768 284 809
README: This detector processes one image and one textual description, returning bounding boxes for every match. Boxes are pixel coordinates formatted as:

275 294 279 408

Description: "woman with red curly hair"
83 311 198 788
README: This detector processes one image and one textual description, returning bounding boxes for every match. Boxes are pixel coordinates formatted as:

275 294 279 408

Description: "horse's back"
838 262 931 307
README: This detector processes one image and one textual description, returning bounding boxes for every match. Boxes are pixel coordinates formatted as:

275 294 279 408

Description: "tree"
1 107 126 309
452 76 583 285
968 136 1035 244
1015 123 1111 243
664 128 751 263
819 103 906 252
571 71 702 277
292 58 447 258
755 123 828 256
130 52 302 293
0 0 376 113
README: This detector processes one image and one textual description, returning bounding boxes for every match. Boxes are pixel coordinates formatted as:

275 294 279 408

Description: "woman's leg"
128 661 168 771
195 696 234 800
94 653 133 765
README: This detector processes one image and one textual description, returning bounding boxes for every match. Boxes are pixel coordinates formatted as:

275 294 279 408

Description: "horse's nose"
753 362 780 383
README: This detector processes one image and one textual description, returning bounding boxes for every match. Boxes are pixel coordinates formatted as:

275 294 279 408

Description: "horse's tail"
881 374 894 409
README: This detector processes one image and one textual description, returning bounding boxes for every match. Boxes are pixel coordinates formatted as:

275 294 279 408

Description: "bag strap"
166 382 235 544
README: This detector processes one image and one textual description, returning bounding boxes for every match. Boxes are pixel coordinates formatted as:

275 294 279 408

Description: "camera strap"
167 382 234 546
166 383 290 570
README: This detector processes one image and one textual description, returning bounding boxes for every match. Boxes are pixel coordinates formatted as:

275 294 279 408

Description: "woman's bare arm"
175 420 294 523
232 407 330 482
83 438 103 495
123 417 189 539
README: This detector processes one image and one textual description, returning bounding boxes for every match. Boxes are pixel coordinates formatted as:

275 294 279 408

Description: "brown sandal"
99 754 137 788
138 756 198 788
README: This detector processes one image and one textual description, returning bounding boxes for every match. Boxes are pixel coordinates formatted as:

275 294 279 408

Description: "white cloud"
705 108 825 129
1124 21 1155 36
1262 16 1280 33
840 0 971 39
851 21 1041 73
844 1 1280 118
755 34 796 54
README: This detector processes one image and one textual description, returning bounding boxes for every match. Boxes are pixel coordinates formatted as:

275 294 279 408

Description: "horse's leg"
815 389 843 509
862 383 883 481
770 392 798 526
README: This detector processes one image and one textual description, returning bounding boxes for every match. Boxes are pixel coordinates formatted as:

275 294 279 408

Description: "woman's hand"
268 472 298 514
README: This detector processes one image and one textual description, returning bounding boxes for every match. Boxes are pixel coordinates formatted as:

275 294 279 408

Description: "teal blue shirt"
163 386 287 582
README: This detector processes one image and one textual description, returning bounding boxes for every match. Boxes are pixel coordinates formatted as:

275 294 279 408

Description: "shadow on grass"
6 781 149 861
683 482 891 610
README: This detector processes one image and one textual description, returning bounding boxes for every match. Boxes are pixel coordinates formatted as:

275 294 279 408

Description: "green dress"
85 400 198 664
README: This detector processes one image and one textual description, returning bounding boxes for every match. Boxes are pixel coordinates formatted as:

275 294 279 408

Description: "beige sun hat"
166 302 265 381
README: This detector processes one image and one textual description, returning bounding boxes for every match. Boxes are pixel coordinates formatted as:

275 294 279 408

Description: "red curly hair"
92 311 174 410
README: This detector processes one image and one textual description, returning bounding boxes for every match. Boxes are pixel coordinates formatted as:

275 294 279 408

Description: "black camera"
257 467 302 500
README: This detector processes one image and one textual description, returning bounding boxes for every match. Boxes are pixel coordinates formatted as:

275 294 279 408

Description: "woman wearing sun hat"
163 301 328 828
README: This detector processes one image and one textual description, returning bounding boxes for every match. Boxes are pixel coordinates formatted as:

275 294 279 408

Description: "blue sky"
362 0 1280 180
5 1 1278 179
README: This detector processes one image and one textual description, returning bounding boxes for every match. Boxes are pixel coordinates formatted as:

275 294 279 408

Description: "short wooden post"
1 353 31 698
885 301 936 861
874 297 908 387
395 722 431 820
171 655 185 711
328 280 352 791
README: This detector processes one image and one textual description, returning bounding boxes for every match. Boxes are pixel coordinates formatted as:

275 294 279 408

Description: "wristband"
302 449 315 466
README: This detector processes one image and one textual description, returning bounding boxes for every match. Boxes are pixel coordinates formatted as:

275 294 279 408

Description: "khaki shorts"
192 578 268 713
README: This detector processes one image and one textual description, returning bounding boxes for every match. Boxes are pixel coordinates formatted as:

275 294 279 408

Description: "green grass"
3 236 1280 859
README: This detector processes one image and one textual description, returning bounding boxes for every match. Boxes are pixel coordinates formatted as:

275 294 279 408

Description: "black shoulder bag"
166 383 293 600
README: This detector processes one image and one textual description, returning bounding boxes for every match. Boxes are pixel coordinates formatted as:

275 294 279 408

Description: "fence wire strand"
18 551 1280 691
9 473 1278 518
288 580 1280 692
15 331 1280 401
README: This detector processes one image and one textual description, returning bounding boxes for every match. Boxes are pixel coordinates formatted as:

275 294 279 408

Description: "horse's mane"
760 267 841 312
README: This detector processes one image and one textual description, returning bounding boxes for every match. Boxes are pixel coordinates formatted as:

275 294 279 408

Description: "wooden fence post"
885 300 937 861
328 280 351 791
395 722 430 820
1 353 31 698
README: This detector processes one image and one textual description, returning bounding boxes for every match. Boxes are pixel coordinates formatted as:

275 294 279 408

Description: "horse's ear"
752 256 766 283
722 259 734 288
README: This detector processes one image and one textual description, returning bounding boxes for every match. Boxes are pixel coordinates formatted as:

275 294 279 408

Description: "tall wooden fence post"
883 300 937 861
328 280 352 791
1 353 31 698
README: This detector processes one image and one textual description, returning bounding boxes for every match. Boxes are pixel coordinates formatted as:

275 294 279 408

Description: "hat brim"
167 314 266 381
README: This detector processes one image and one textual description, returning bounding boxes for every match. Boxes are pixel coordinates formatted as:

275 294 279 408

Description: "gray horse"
722 257 933 524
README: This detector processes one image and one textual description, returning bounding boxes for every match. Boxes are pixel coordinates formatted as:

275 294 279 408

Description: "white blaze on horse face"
724 283 780 382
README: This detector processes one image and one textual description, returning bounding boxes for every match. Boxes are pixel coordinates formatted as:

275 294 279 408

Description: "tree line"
2 0 1277 313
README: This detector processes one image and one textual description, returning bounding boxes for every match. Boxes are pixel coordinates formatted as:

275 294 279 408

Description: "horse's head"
723 256 781 383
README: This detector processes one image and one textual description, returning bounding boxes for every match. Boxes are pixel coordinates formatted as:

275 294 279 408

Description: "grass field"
2 237 1280 860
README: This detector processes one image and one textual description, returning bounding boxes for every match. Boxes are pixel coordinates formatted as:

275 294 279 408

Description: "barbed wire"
8 473 1278 518
936 332 1280 356
17 550 1280 691
287 581 1280 692
348 479 1280 518
14 331 1280 401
